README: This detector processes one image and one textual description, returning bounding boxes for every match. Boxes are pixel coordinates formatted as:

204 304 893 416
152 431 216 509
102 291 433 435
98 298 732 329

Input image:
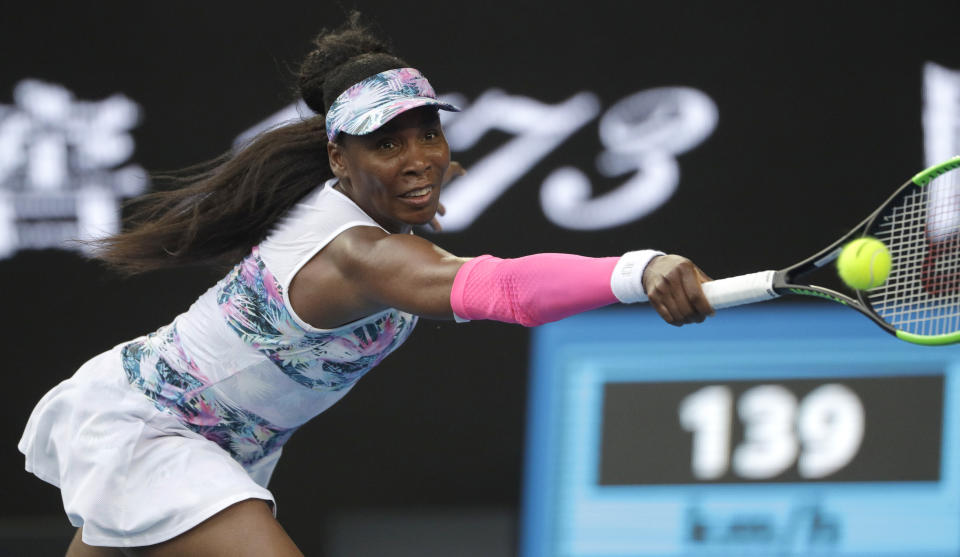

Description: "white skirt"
18 342 278 548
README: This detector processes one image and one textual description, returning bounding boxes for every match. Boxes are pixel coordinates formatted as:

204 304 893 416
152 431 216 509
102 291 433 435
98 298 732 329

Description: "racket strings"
868 169 960 337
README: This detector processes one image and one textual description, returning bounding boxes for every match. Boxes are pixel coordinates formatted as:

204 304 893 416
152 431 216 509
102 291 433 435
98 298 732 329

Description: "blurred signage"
923 63 960 239
924 62 960 166
439 87 718 231
236 63 960 235
0 79 147 259
7 63 955 260
236 86 719 232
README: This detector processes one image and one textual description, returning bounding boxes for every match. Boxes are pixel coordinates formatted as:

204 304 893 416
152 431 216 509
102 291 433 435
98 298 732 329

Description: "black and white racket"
702 156 960 346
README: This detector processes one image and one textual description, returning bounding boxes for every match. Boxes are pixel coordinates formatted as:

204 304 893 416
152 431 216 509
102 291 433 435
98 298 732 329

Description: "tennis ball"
837 237 892 290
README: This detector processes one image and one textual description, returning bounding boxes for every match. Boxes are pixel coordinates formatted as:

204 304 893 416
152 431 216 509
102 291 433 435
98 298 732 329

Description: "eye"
377 139 398 151
424 129 440 141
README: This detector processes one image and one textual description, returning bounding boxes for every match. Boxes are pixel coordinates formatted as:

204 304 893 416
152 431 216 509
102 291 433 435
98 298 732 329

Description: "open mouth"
400 186 433 199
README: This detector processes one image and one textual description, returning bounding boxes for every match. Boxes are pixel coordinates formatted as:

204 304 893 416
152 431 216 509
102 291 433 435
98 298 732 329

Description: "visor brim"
337 97 460 139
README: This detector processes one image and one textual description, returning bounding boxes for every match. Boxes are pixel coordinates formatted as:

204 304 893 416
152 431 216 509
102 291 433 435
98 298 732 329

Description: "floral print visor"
325 67 459 142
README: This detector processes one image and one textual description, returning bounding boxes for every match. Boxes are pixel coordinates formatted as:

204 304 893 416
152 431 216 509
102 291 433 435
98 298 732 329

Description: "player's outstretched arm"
290 226 712 328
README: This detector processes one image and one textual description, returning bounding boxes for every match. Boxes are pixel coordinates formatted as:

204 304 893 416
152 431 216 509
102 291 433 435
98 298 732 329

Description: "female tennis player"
19 15 713 556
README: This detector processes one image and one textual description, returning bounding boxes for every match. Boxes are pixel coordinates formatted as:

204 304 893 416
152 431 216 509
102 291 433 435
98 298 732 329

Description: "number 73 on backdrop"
236 86 718 231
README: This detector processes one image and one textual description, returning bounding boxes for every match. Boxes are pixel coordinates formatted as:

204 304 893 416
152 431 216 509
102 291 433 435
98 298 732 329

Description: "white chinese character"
0 79 148 259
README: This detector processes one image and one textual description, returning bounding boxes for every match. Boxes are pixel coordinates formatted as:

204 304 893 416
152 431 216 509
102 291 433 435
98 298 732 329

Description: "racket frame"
724 157 960 345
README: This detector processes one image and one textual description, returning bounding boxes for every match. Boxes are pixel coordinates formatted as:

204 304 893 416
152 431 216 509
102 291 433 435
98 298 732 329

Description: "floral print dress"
121 186 418 477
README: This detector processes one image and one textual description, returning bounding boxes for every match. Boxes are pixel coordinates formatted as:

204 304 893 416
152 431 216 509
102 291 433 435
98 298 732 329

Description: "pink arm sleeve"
449 254 621 327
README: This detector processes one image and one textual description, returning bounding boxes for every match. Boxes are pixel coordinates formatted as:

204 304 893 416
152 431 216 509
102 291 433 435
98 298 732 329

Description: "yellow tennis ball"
837 237 892 290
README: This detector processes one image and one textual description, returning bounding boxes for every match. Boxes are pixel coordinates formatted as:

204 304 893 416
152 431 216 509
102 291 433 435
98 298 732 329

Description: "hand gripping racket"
701 156 960 345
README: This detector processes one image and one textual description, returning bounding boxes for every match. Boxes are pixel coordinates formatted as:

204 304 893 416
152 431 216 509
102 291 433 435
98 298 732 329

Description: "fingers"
428 202 447 232
643 255 714 327
442 161 466 187
432 163 461 232
683 264 715 317
650 280 704 326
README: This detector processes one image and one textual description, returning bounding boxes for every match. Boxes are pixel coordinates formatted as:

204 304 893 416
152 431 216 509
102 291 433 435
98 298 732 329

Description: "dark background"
3 2 960 555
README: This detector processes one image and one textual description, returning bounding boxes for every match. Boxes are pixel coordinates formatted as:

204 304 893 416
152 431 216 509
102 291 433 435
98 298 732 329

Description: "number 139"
678 384 865 480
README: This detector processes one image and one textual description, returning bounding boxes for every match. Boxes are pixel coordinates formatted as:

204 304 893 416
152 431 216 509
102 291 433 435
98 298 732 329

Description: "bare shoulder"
327 226 466 277
287 225 389 329
322 225 391 270
290 226 470 325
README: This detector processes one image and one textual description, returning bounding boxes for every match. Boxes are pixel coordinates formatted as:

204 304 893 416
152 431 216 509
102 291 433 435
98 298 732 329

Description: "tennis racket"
701 156 960 346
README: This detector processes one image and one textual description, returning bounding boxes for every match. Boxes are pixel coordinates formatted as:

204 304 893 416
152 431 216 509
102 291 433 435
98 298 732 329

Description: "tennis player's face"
329 107 450 234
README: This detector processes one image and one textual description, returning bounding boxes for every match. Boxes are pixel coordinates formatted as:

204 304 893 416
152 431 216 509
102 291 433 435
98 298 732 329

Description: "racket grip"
702 271 779 310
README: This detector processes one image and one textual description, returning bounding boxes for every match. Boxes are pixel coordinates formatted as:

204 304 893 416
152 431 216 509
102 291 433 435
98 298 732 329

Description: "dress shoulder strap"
258 178 385 291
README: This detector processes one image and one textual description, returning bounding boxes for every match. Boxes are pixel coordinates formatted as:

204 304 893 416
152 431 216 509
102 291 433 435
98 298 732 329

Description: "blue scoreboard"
522 304 960 556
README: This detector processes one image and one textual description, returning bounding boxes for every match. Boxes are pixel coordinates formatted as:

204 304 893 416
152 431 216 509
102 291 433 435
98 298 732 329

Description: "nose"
402 141 431 176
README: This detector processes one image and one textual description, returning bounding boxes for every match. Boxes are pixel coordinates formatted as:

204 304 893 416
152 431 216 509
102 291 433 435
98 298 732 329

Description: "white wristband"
610 250 665 303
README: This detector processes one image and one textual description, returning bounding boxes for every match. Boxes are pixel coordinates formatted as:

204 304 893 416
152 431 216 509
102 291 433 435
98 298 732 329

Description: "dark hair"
93 12 409 274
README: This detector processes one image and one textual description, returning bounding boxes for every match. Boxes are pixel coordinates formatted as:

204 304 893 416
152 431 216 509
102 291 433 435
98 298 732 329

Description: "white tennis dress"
18 179 418 547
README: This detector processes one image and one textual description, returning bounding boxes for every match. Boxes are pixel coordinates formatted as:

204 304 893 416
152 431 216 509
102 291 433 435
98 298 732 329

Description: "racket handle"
702 270 779 310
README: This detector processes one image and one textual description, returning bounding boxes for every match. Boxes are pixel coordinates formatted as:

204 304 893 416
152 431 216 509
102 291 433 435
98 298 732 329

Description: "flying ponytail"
93 12 409 274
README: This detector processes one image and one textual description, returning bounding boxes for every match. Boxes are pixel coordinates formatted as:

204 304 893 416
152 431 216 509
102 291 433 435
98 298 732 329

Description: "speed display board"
522 305 960 556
